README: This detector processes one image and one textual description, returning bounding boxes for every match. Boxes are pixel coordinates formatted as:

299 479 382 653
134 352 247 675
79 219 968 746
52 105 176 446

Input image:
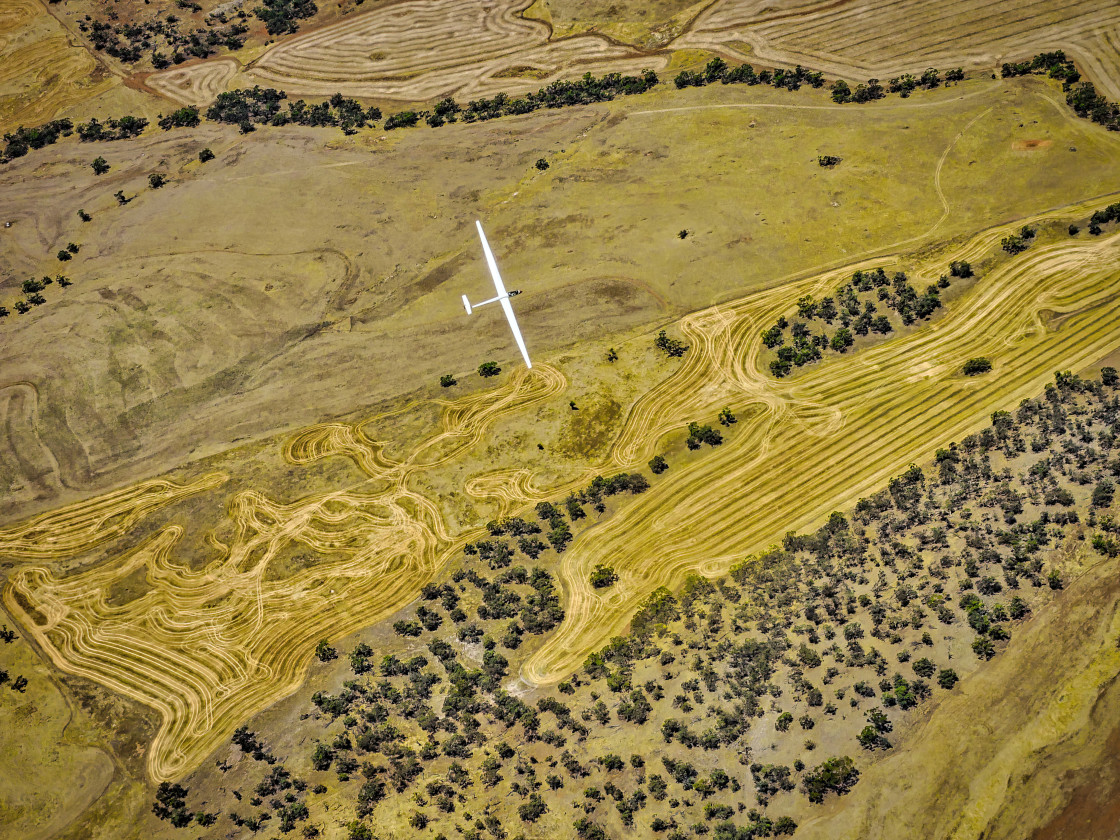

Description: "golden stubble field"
134 0 1120 109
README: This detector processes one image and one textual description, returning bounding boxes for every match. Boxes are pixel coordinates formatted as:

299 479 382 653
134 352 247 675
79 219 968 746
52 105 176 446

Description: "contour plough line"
3 204 1120 782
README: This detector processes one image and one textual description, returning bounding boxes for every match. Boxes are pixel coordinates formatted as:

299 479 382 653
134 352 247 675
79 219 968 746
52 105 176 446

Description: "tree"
649 455 668 474
911 657 935 678
937 668 959 689
776 712 793 731
149 173 167 188
830 327 854 352
972 637 995 660
1048 569 1063 590
78 209 91 222
315 640 337 662
718 407 736 426
655 330 688 357
949 260 973 277
535 158 549 171
440 373 457 387
590 564 618 589
478 361 501 377
199 148 215 163
91 156 110 175
57 250 72 262
1103 367 1119 386
802 756 859 803
519 793 547 821
1092 479 1114 508
114 190 130 205
963 357 992 375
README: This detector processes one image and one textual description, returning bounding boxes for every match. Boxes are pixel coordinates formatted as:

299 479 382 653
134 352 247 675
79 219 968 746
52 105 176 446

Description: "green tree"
590 564 618 589
315 640 337 662
963 357 992 375
830 327 854 352
149 173 167 188
1092 479 1114 508
199 148 216 163
801 756 859 803
911 657 935 678
535 158 549 171
91 156 110 175
649 455 668 474
440 373 457 387
478 361 501 377
972 637 995 659
937 668 959 689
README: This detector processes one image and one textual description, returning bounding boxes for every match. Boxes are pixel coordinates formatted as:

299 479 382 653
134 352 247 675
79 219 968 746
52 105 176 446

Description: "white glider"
462 220 532 369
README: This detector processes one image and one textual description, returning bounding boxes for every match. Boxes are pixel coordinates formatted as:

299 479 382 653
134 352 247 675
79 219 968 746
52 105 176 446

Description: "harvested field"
523 215 1120 683
142 59 239 108
234 0 666 100
678 0 1120 95
142 0 1120 110
0 0 118 133
3 366 565 781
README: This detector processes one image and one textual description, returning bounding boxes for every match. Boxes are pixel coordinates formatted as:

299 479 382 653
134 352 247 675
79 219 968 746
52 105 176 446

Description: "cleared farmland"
678 0 1120 97
236 0 667 101
139 0 1120 108
5 199 1119 781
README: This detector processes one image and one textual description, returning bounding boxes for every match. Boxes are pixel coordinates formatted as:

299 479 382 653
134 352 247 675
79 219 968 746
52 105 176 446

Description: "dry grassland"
1 69 1120 805
795 548 1120 840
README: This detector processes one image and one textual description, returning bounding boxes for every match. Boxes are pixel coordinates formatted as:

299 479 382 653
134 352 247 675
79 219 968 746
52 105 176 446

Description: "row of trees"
675 58 825 92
